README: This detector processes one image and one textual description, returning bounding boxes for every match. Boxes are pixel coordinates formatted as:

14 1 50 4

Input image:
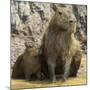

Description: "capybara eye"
58 12 62 15
69 20 73 23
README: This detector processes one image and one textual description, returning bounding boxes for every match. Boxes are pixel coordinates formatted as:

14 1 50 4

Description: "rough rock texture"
11 0 87 70
73 5 87 54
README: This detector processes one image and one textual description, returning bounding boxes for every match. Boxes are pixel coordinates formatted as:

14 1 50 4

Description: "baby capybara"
12 42 41 81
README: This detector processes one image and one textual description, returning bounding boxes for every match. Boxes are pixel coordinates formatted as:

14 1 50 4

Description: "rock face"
11 0 87 69
73 5 87 54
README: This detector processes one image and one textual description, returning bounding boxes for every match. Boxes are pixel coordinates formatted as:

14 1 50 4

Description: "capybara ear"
51 4 58 12
24 41 34 48
51 4 66 12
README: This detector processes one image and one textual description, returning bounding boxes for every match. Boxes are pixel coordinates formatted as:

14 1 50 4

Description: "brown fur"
12 46 41 80
12 54 24 79
42 6 82 82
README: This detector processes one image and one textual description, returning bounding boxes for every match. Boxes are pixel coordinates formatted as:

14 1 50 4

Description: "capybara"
12 54 25 79
70 50 82 77
12 42 41 81
42 5 82 82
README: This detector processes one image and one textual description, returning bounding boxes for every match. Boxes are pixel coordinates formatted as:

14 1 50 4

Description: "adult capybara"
42 5 82 82
12 42 41 81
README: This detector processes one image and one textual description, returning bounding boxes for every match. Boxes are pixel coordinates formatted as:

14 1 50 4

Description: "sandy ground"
11 54 87 90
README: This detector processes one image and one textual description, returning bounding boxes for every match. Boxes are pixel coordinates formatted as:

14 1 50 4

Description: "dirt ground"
11 54 87 90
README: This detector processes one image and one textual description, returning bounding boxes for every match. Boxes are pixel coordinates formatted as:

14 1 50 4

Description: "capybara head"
51 5 77 33
25 41 40 56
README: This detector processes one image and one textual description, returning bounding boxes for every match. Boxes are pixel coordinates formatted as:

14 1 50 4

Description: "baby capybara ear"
25 41 34 48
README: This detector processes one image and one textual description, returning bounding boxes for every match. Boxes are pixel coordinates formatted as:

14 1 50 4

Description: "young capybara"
12 54 25 79
12 42 41 81
42 5 82 82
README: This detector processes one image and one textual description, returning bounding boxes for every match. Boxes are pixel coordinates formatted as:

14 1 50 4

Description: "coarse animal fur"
42 5 82 82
